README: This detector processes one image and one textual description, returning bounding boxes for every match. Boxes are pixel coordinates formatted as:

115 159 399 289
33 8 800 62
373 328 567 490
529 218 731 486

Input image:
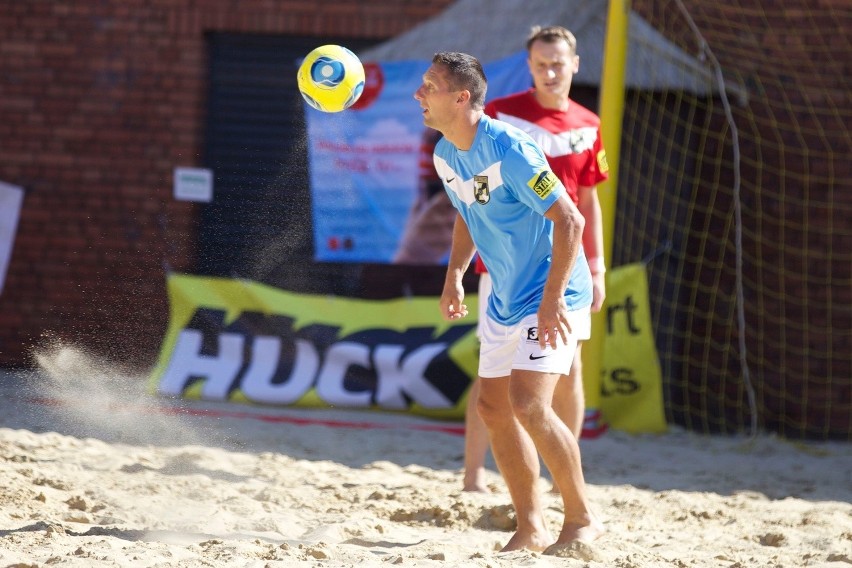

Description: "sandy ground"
0 346 850 567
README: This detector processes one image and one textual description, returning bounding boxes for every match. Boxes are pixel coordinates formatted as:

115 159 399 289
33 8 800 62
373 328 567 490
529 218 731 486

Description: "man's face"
527 39 579 99
413 63 461 131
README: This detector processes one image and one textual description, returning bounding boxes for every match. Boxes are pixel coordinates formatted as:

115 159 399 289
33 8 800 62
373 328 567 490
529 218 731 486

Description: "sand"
0 346 850 567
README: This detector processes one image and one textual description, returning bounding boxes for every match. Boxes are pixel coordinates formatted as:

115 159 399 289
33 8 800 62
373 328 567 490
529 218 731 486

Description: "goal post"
582 0 630 427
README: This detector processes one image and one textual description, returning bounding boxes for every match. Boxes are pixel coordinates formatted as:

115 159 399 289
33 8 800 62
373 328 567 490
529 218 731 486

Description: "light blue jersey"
434 115 592 326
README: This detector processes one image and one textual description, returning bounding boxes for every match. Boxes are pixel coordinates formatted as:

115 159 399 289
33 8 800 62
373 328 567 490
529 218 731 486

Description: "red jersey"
475 89 609 274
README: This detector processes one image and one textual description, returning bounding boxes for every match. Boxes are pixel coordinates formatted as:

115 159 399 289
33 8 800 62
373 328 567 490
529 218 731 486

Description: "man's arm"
440 213 477 321
577 184 606 312
540 194 586 348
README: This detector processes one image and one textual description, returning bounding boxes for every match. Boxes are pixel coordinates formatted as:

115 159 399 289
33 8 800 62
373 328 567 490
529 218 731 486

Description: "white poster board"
0 181 24 295
173 167 213 202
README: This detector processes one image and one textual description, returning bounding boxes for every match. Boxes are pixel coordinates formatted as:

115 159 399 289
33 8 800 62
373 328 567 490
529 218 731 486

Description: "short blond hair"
526 25 577 55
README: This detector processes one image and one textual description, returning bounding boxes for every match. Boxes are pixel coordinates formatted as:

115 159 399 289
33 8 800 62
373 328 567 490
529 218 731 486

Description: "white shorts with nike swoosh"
478 308 591 378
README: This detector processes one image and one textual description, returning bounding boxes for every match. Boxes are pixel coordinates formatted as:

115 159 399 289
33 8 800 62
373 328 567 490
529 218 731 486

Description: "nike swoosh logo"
445 177 455 183
529 354 549 360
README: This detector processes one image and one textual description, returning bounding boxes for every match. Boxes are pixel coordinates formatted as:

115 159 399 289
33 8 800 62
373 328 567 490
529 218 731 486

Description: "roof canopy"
360 0 723 94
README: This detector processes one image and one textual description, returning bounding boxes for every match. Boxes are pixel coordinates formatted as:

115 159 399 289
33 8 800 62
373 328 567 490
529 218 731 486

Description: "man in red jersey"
464 25 609 493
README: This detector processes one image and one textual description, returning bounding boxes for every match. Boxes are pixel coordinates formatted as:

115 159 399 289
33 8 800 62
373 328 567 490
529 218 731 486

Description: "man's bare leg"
462 379 490 492
477 375 552 552
510 369 605 546
551 342 585 437
548 342 585 493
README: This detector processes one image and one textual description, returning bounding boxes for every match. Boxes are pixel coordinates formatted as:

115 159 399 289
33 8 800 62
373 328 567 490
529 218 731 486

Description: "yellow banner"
150 271 667 432
148 274 479 420
599 263 668 433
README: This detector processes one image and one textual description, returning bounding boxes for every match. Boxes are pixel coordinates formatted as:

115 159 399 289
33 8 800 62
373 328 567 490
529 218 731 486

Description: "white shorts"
478 308 591 379
477 272 591 341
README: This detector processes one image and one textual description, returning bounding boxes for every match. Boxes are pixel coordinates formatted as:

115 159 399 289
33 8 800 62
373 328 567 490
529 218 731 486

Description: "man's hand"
440 279 468 321
537 295 573 350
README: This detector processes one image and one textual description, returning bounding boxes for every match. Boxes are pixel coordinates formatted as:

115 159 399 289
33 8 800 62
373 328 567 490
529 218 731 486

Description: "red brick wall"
0 0 453 370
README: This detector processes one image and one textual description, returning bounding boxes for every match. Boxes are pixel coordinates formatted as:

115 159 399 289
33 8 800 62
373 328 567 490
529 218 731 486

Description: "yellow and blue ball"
297 45 365 113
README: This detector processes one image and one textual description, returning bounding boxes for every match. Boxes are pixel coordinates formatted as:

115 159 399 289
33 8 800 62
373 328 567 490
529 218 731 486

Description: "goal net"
612 0 851 439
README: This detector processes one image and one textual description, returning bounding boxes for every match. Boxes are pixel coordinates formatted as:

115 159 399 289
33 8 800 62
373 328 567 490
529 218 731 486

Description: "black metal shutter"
200 33 374 294
200 33 476 299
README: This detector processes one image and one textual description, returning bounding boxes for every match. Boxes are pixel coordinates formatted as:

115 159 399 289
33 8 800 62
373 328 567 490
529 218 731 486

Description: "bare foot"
553 516 606 545
500 527 553 552
462 468 490 493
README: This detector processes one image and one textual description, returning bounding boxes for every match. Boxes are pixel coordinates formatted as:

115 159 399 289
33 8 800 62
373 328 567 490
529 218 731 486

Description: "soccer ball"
297 45 365 113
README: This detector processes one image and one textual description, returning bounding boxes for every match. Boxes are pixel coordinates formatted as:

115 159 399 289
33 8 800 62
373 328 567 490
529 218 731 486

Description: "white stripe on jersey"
494 113 598 157
433 157 503 207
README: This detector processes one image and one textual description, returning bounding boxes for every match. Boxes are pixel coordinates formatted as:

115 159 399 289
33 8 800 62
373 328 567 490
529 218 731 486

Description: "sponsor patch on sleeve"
597 149 609 174
527 170 558 199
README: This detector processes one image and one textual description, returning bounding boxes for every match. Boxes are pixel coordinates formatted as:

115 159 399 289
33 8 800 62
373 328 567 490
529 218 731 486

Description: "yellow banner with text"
148 274 479 420
150 270 667 432
599 263 668 433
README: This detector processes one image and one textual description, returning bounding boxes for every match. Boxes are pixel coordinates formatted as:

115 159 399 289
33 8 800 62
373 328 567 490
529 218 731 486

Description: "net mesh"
612 0 851 439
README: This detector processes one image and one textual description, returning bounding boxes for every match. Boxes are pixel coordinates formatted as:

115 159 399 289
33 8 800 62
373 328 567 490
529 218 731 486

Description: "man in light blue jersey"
413 51 605 553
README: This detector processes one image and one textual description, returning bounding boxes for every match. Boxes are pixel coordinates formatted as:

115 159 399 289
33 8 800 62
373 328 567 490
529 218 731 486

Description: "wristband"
587 256 606 274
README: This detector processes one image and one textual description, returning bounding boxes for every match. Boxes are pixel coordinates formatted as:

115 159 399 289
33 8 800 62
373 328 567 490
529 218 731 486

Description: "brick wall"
0 0 453 370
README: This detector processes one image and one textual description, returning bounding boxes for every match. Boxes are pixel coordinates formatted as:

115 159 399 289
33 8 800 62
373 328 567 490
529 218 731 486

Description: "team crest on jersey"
567 127 598 153
597 149 609 173
527 170 558 199
473 175 490 204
